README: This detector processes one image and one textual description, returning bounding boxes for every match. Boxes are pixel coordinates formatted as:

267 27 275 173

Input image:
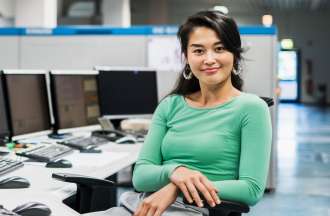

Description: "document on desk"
64 152 131 168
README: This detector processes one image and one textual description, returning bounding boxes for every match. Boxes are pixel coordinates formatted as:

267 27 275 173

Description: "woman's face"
186 27 234 88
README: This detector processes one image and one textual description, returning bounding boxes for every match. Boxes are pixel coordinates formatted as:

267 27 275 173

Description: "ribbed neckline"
181 92 244 110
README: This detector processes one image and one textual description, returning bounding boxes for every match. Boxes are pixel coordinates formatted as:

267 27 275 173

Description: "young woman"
95 10 272 216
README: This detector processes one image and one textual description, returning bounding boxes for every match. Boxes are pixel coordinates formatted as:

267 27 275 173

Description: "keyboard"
16 144 73 162
58 136 108 150
0 158 24 176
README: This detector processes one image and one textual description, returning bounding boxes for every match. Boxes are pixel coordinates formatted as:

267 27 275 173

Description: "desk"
0 141 142 215
1 191 80 216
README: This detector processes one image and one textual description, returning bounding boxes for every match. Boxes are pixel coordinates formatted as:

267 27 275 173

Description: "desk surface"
0 140 142 216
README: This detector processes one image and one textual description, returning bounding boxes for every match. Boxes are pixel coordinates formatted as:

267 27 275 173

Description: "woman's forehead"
188 27 222 45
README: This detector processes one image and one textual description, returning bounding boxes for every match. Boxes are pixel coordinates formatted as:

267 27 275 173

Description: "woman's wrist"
170 166 187 182
166 182 179 194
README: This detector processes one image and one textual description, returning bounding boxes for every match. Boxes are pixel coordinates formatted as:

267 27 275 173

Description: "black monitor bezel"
96 67 159 119
49 70 101 134
0 71 11 143
2 70 52 141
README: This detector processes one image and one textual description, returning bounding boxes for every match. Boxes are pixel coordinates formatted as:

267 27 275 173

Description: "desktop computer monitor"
2 70 52 141
0 72 10 145
96 67 158 119
50 70 101 134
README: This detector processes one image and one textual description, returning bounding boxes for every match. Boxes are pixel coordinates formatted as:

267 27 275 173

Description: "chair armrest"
52 173 117 213
260 96 274 107
183 196 249 216
52 173 116 187
210 200 249 213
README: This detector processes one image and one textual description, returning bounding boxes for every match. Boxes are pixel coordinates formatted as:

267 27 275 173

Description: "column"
102 0 131 27
15 0 57 27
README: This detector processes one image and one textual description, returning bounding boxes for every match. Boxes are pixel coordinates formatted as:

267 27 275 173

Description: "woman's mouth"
201 67 220 74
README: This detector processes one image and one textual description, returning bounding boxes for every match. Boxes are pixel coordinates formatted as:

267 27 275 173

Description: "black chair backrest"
260 96 274 107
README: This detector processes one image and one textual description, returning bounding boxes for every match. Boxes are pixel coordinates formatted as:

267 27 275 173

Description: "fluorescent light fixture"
262 14 273 27
213 6 229 14
281 39 294 49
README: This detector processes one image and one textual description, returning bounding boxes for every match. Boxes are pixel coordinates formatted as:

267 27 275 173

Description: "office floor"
247 104 330 216
118 103 330 215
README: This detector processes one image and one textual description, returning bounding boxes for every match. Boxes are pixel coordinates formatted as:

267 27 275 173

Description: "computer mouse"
46 159 72 168
0 176 30 189
115 136 137 144
12 201 51 216
0 150 10 156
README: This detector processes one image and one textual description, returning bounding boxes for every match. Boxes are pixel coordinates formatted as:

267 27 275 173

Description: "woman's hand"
170 166 221 208
134 182 179 216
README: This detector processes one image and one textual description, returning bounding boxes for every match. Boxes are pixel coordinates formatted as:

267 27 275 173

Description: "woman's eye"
215 47 225 52
193 49 204 54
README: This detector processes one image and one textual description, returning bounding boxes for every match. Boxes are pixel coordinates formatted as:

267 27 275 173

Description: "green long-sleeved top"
132 93 272 206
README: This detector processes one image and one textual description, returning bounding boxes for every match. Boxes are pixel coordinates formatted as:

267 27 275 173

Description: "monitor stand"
48 132 72 140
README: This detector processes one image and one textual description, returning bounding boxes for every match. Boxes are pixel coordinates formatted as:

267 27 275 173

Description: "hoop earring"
183 65 193 80
232 63 242 76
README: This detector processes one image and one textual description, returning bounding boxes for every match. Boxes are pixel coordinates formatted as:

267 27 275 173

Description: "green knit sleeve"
213 97 272 206
132 97 183 192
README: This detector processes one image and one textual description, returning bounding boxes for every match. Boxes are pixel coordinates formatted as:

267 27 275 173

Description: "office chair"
53 97 274 215
52 173 249 216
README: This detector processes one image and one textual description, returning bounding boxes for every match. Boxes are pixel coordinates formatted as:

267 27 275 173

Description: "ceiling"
245 0 330 11
167 0 330 12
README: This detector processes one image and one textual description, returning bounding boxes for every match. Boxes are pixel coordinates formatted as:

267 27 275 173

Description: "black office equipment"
46 159 72 168
50 70 101 134
12 201 51 216
52 173 116 213
0 72 11 146
0 158 24 176
114 136 137 144
2 70 52 141
0 204 18 215
96 67 158 118
0 150 10 156
57 136 106 151
0 176 30 189
49 70 110 149
91 129 127 142
16 144 73 162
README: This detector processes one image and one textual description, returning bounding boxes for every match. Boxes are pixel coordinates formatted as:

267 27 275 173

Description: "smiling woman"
91 10 272 216
131 10 271 216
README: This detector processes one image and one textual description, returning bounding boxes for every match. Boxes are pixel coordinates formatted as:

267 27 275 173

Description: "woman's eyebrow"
214 41 223 46
190 44 204 48
190 41 223 48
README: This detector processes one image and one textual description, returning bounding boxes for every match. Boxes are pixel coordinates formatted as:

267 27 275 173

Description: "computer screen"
50 71 101 132
0 72 10 144
97 67 158 118
3 70 51 140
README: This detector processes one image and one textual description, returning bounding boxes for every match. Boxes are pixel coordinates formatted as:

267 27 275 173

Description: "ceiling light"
281 39 294 50
262 14 273 27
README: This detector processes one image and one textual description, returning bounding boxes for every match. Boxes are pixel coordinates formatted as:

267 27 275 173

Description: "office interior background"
0 0 329 216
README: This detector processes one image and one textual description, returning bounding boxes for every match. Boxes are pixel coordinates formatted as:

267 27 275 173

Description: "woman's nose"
203 51 216 65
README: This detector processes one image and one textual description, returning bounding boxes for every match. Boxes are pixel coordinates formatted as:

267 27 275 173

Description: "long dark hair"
169 10 243 96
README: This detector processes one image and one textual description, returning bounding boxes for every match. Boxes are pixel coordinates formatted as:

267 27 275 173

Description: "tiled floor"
247 104 330 216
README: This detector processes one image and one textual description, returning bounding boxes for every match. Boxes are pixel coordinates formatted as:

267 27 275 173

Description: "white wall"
0 37 19 68
19 36 147 69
